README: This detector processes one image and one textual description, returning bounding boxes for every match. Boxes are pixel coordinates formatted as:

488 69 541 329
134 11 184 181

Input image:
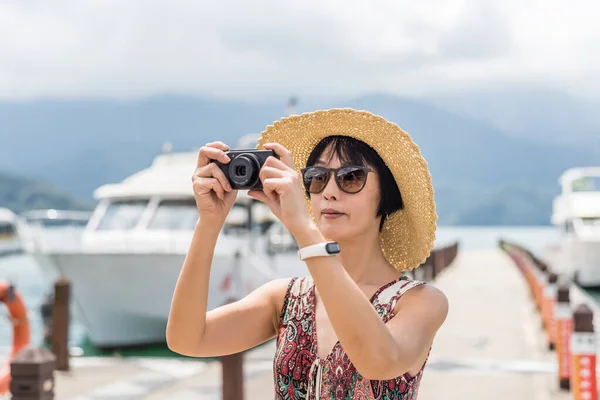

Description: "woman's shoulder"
263 275 313 294
391 279 449 320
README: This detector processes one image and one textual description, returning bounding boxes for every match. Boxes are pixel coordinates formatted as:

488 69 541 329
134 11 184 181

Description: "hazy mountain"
0 171 94 214
1 92 597 225
429 87 600 153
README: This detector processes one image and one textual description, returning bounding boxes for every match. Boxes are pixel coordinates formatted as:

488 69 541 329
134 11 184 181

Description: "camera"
214 149 278 190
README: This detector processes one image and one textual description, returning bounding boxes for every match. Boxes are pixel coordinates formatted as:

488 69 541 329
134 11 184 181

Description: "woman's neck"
336 229 399 286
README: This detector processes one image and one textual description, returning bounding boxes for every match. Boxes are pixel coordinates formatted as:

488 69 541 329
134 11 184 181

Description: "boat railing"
17 209 92 254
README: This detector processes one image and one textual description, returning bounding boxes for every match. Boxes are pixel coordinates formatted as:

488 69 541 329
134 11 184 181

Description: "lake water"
0 225 559 359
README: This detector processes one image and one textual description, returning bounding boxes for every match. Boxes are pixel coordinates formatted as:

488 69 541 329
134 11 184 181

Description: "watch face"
325 242 341 254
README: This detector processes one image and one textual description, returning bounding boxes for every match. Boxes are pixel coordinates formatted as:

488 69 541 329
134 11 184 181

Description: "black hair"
305 135 404 231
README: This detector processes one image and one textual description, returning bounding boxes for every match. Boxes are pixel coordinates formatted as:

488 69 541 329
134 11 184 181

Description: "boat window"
96 200 149 230
0 224 16 236
147 199 198 230
571 176 600 192
581 217 600 227
27 218 88 228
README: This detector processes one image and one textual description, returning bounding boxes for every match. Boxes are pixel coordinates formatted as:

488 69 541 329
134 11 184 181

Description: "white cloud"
0 0 599 101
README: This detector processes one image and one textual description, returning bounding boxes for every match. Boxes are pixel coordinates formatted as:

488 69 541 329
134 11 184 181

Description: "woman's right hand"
192 141 237 224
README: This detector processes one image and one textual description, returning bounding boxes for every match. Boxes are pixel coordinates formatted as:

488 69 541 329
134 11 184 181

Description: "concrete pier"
417 249 570 400
34 249 581 399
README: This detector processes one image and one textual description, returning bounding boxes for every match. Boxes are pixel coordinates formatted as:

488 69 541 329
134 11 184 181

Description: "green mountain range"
1 92 597 225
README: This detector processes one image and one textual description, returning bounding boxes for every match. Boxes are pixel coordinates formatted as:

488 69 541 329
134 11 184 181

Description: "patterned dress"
273 275 428 399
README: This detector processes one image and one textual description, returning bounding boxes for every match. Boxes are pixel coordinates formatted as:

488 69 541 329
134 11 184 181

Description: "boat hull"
39 248 266 349
567 239 600 288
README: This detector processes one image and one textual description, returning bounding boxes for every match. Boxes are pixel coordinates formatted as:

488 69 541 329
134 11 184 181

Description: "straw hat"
256 108 437 272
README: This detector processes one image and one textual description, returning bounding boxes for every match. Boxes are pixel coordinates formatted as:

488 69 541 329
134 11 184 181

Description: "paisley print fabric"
273 275 428 399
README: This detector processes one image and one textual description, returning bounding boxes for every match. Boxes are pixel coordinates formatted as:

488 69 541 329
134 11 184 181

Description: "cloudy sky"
1 0 599 101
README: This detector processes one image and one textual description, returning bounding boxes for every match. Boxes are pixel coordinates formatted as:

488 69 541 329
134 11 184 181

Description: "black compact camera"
214 149 278 190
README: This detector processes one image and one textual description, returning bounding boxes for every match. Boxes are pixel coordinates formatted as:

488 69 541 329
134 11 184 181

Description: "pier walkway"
50 249 573 399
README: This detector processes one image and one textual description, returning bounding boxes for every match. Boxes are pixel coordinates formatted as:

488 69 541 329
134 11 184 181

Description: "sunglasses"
300 166 373 194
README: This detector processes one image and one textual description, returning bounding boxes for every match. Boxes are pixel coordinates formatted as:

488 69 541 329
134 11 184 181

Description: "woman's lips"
321 209 345 219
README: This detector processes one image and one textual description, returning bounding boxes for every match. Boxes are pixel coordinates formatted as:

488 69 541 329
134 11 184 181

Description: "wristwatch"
298 242 341 261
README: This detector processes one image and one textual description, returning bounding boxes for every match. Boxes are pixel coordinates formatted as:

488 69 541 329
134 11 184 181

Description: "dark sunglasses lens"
337 167 368 193
303 167 329 193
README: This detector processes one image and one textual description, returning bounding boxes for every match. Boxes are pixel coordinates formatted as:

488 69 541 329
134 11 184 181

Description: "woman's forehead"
316 144 348 165
314 150 341 166
314 147 370 168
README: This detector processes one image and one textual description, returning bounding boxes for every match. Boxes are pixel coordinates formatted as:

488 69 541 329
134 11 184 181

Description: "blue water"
0 225 558 359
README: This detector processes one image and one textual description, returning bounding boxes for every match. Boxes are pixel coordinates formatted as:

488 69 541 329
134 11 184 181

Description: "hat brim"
257 108 437 271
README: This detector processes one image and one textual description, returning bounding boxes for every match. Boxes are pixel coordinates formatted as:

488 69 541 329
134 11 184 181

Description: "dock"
10 248 587 399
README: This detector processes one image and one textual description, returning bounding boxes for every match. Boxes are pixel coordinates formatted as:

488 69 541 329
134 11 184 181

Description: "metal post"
221 297 244 400
52 277 70 372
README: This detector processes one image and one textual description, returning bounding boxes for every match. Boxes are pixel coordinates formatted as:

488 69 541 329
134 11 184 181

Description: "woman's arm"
295 226 448 380
166 220 290 357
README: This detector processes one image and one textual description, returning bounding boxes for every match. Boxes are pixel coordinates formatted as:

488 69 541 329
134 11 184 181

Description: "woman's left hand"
247 142 315 238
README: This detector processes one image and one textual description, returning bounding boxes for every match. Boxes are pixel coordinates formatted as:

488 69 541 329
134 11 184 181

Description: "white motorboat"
0 208 25 257
23 140 307 349
550 167 600 287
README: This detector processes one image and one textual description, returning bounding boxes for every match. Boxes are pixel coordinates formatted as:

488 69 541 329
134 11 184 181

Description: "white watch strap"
297 242 340 260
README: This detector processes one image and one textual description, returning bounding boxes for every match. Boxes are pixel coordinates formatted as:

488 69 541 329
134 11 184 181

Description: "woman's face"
308 145 382 242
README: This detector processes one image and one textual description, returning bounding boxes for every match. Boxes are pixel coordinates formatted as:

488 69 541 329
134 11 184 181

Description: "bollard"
10 345 56 399
222 352 244 400
539 265 551 329
538 263 548 309
521 252 535 299
52 277 70 372
535 261 548 313
221 297 244 400
556 283 573 390
544 272 559 350
571 304 597 400
39 294 53 345
530 257 539 297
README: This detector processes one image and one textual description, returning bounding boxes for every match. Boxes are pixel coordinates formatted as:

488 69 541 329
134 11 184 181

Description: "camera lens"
229 154 260 188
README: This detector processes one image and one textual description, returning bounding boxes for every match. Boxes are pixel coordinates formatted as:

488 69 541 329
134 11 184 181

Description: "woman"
167 109 448 399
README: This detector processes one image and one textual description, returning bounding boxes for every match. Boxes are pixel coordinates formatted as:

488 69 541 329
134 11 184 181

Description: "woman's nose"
322 173 339 200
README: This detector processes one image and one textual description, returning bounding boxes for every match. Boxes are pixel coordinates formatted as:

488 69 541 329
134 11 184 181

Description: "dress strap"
373 278 427 322
278 276 313 326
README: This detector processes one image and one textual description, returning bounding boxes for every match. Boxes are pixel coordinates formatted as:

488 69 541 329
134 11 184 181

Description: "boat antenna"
285 96 299 116
162 142 173 154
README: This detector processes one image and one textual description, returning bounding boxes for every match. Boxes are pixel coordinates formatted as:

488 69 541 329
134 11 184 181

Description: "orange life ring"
0 281 31 394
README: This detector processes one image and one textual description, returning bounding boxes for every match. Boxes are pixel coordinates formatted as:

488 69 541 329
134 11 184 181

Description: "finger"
259 165 285 180
263 155 291 172
194 177 225 200
263 142 295 168
262 183 278 202
197 145 230 168
259 166 287 202
262 178 290 196
195 162 232 191
206 141 230 151
261 177 282 202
